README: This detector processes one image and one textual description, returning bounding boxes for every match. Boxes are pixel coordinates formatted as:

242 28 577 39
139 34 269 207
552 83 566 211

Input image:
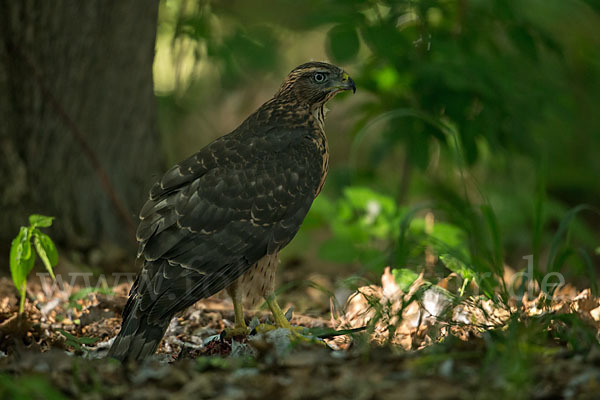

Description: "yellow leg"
225 282 249 337
232 295 247 331
265 294 291 329
260 295 323 346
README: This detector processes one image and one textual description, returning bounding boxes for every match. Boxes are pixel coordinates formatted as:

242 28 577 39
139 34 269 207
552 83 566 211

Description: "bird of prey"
107 62 356 361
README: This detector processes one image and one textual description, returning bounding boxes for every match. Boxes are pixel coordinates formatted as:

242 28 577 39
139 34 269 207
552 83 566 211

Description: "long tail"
106 257 240 361
107 313 171 361
106 271 173 361
106 297 172 361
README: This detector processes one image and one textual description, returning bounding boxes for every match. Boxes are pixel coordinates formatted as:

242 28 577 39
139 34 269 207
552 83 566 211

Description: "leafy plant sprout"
9 214 58 314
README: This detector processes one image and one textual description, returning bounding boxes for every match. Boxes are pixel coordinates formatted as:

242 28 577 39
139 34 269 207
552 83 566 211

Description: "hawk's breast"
313 126 329 197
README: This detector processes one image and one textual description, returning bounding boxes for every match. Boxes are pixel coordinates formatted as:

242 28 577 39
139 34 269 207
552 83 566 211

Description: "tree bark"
0 0 161 252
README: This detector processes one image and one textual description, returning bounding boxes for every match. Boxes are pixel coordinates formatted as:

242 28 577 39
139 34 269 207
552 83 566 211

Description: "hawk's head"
276 62 356 109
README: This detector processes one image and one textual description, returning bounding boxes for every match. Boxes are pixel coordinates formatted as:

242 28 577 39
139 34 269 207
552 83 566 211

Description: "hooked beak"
340 72 356 93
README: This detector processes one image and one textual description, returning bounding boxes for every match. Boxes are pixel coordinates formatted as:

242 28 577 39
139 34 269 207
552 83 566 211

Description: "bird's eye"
313 72 326 83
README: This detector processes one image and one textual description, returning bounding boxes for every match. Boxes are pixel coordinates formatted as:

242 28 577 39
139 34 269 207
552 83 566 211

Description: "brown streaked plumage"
107 62 355 361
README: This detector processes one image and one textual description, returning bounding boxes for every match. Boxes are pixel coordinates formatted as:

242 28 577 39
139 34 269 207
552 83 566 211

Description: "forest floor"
2 268 600 400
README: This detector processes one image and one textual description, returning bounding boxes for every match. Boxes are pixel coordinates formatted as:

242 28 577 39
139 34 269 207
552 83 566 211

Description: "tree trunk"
0 0 161 253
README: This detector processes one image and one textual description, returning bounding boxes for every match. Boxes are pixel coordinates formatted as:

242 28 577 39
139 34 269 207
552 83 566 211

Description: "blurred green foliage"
155 0 600 292
0 373 67 400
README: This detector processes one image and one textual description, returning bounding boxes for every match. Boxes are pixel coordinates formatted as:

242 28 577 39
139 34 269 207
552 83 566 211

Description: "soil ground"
2 269 600 399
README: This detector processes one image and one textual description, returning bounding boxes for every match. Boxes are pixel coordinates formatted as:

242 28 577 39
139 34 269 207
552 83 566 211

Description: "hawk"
107 62 355 361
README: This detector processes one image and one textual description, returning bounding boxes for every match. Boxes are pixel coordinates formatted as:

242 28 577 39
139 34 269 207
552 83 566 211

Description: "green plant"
314 186 402 272
59 329 100 353
9 214 58 314
312 184 492 291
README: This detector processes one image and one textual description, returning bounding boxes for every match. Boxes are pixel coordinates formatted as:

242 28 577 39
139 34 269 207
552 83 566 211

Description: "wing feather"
132 128 323 319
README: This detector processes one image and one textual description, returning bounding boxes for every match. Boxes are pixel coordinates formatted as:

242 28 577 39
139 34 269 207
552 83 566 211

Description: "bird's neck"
311 104 327 132
258 95 327 133
273 89 331 132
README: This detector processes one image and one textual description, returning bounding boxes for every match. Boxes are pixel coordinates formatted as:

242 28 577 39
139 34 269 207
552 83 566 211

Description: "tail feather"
106 299 172 362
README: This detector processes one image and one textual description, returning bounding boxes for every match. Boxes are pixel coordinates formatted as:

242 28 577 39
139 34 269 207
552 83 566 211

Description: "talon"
255 323 277 334
260 295 325 346
288 327 327 346
254 323 325 346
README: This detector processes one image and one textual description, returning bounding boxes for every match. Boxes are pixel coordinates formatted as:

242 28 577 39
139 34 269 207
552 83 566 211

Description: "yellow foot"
254 323 325 346
222 326 251 339
255 323 305 334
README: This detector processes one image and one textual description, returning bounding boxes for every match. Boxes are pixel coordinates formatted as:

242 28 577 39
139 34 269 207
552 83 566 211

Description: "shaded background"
1 0 599 296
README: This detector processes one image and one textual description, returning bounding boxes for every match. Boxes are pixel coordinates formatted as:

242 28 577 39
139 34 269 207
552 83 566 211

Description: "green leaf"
307 326 367 339
76 336 100 345
59 329 78 341
440 253 477 282
392 268 419 292
58 329 100 350
28 214 54 228
32 230 58 279
9 227 36 291
9 227 26 288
